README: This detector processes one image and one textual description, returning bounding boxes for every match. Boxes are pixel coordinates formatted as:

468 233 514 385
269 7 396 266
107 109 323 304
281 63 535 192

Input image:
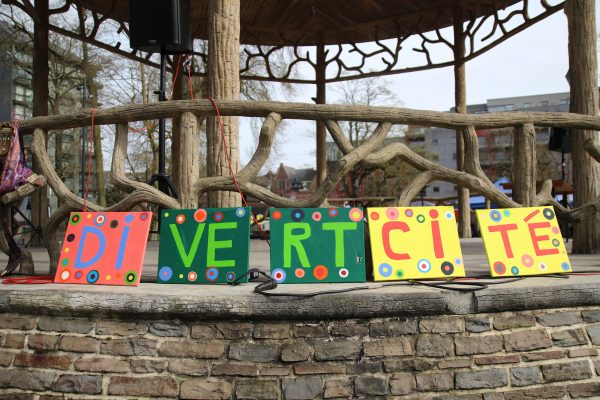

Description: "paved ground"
2 237 599 282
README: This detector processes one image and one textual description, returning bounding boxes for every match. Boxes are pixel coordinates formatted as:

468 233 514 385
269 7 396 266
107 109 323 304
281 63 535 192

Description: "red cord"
83 108 96 212
207 97 270 244
187 55 194 100
1 275 54 284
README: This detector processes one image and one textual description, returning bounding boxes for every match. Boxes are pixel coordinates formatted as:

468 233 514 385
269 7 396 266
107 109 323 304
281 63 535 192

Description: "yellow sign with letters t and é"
476 207 572 277
367 206 465 281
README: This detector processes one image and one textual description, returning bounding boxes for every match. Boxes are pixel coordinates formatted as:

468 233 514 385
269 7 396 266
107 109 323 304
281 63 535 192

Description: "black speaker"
128 0 192 53
548 127 571 153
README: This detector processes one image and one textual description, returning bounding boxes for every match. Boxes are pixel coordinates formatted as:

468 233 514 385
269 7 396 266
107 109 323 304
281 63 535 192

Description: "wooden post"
316 43 327 187
178 112 200 208
453 5 471 238
31 0 50 245
206 0 241 208
512 123 537 206
171 56 185 197
566 0 600 253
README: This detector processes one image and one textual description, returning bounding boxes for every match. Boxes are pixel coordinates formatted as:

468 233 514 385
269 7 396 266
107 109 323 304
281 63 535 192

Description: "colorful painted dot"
60 258 69 267
125 271 138 285
140 213 149 221
106 275 112 281
441 261 454 276
313 265 329 280
188 271 198 282
86 213 92 219
339 268 349 278
493 262 506 275
213 212 224 222
205 267 219 281
490 210 502 222
511 266 519 275
226 272 236 282
64 248 70 254
386 208 399 220
194 209 207 223
60 270 70 281
543 208 555 220
396 270 404 278
561 262 571 271
272 210 282 220
295 268 305 278
378 263 392 278
235 208 246 218
94 214 106 226
538 262 548 271
110 220 119 229
370 212 380 221
124 214 134 223
429 209 439 219
176 214 186 224
405 209 414 217
159 266 173 281
455 258 462 265
552 226 560 235
312 211 322 222
291 209 304 222
349 208 363 222
416 214 425 223
75 271 82 279
417 259 432 273
445 212 453 220
552 238 561 247
179 274 184 279
272 268 286 283
328 208 338 217
70 214 81 225
87 270 99 284
67 234 75 242
165 212 170 218
521 254 534 268
503 210 511 217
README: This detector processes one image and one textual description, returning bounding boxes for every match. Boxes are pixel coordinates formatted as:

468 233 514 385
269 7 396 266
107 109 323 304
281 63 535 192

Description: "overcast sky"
245 4 589 170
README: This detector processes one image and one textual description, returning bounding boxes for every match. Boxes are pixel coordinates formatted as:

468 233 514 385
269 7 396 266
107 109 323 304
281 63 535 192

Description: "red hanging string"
187 55 194 100
82 108 96 212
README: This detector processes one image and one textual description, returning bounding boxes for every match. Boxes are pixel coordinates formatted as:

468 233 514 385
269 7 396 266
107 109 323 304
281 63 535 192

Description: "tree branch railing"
8 99 600 273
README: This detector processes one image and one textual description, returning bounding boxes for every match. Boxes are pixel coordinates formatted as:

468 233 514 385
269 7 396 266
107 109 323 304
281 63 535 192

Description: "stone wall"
1 307 600 399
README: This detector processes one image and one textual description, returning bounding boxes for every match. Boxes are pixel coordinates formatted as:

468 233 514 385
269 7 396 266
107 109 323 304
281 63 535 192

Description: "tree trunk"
206 0 241 208
512 123 537 206
178 112 200 208
566 0 600 253
316 43 327 187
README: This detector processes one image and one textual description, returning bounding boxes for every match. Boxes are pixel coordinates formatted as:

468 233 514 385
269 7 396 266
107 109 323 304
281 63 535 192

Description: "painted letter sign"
157 208 250 284
476 207 571 277
368 206 465 281
270 208 366 284
54 211 152 286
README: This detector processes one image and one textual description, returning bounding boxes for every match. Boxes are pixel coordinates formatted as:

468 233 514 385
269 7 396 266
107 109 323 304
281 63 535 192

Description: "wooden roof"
75 0 522 46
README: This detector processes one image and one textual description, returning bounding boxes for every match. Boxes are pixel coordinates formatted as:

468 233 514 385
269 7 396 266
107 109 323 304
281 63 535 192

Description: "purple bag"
0 123 35 194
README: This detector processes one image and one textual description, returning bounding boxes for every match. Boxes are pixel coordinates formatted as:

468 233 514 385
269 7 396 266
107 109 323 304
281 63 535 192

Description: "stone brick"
493 314 536 330
595 360 600 375
475 354 520 365
541 361 592 382
281 340 311 362
0 314 36 330
212 362 258 376
14 353 72 370
130 358 167 373
282 376 323 400
585 325 600 345
483 394 505 400
75 356 130 373
521 349 565 362
331 321 369 336
215 322 253 339
503 386 565 399
503 329 552 351
455 335 503 355
438 358 471 369
0 369 56 391
324 379 352 399
159 340 224 359
369 319 418 336
347 360 383 374
552 328 588 347
390 373 415 396
0 350 13 366
582 309 600 323
455 369 508 389
27 333 59 351
37 317 93 334
254 323 290 339
384 359 435 373
59 336 99 353
510 366 543 387
465 317 491 333
180 379 232 400
101 338 158 356
229 342 279 362
3 333 26 348
0 394 36 400
108 376 178 397
419 316 465 333
355 375 388 396
569 348 598 358
294 362 346 375
53 374 102 394
259 366 291 376
314 339 361 361
416 334 453 357
415 372 453 392
537 311 582 327
568 382 600 398
364 337 413 357
236 379 279 400
191 324 223 339
95 320 144 336
167 359 209 376
294 324 329 338
149 321 188 337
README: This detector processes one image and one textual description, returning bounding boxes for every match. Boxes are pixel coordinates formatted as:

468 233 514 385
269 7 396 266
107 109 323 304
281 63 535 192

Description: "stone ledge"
0 274 599 320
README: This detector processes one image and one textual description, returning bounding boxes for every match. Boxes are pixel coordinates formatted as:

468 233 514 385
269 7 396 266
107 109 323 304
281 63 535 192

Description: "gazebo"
2 0 600 259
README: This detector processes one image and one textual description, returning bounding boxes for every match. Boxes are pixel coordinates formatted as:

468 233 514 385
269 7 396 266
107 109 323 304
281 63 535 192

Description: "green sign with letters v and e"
270 207 366 284
157 208 250 284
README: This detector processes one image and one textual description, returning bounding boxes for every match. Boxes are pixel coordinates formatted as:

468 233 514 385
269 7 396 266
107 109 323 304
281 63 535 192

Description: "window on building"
432 138 438 145
523 102 532 108
279 181 285 190
14 84 32 103
433 186 440 193
13 104 28 118
452 153 456 160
